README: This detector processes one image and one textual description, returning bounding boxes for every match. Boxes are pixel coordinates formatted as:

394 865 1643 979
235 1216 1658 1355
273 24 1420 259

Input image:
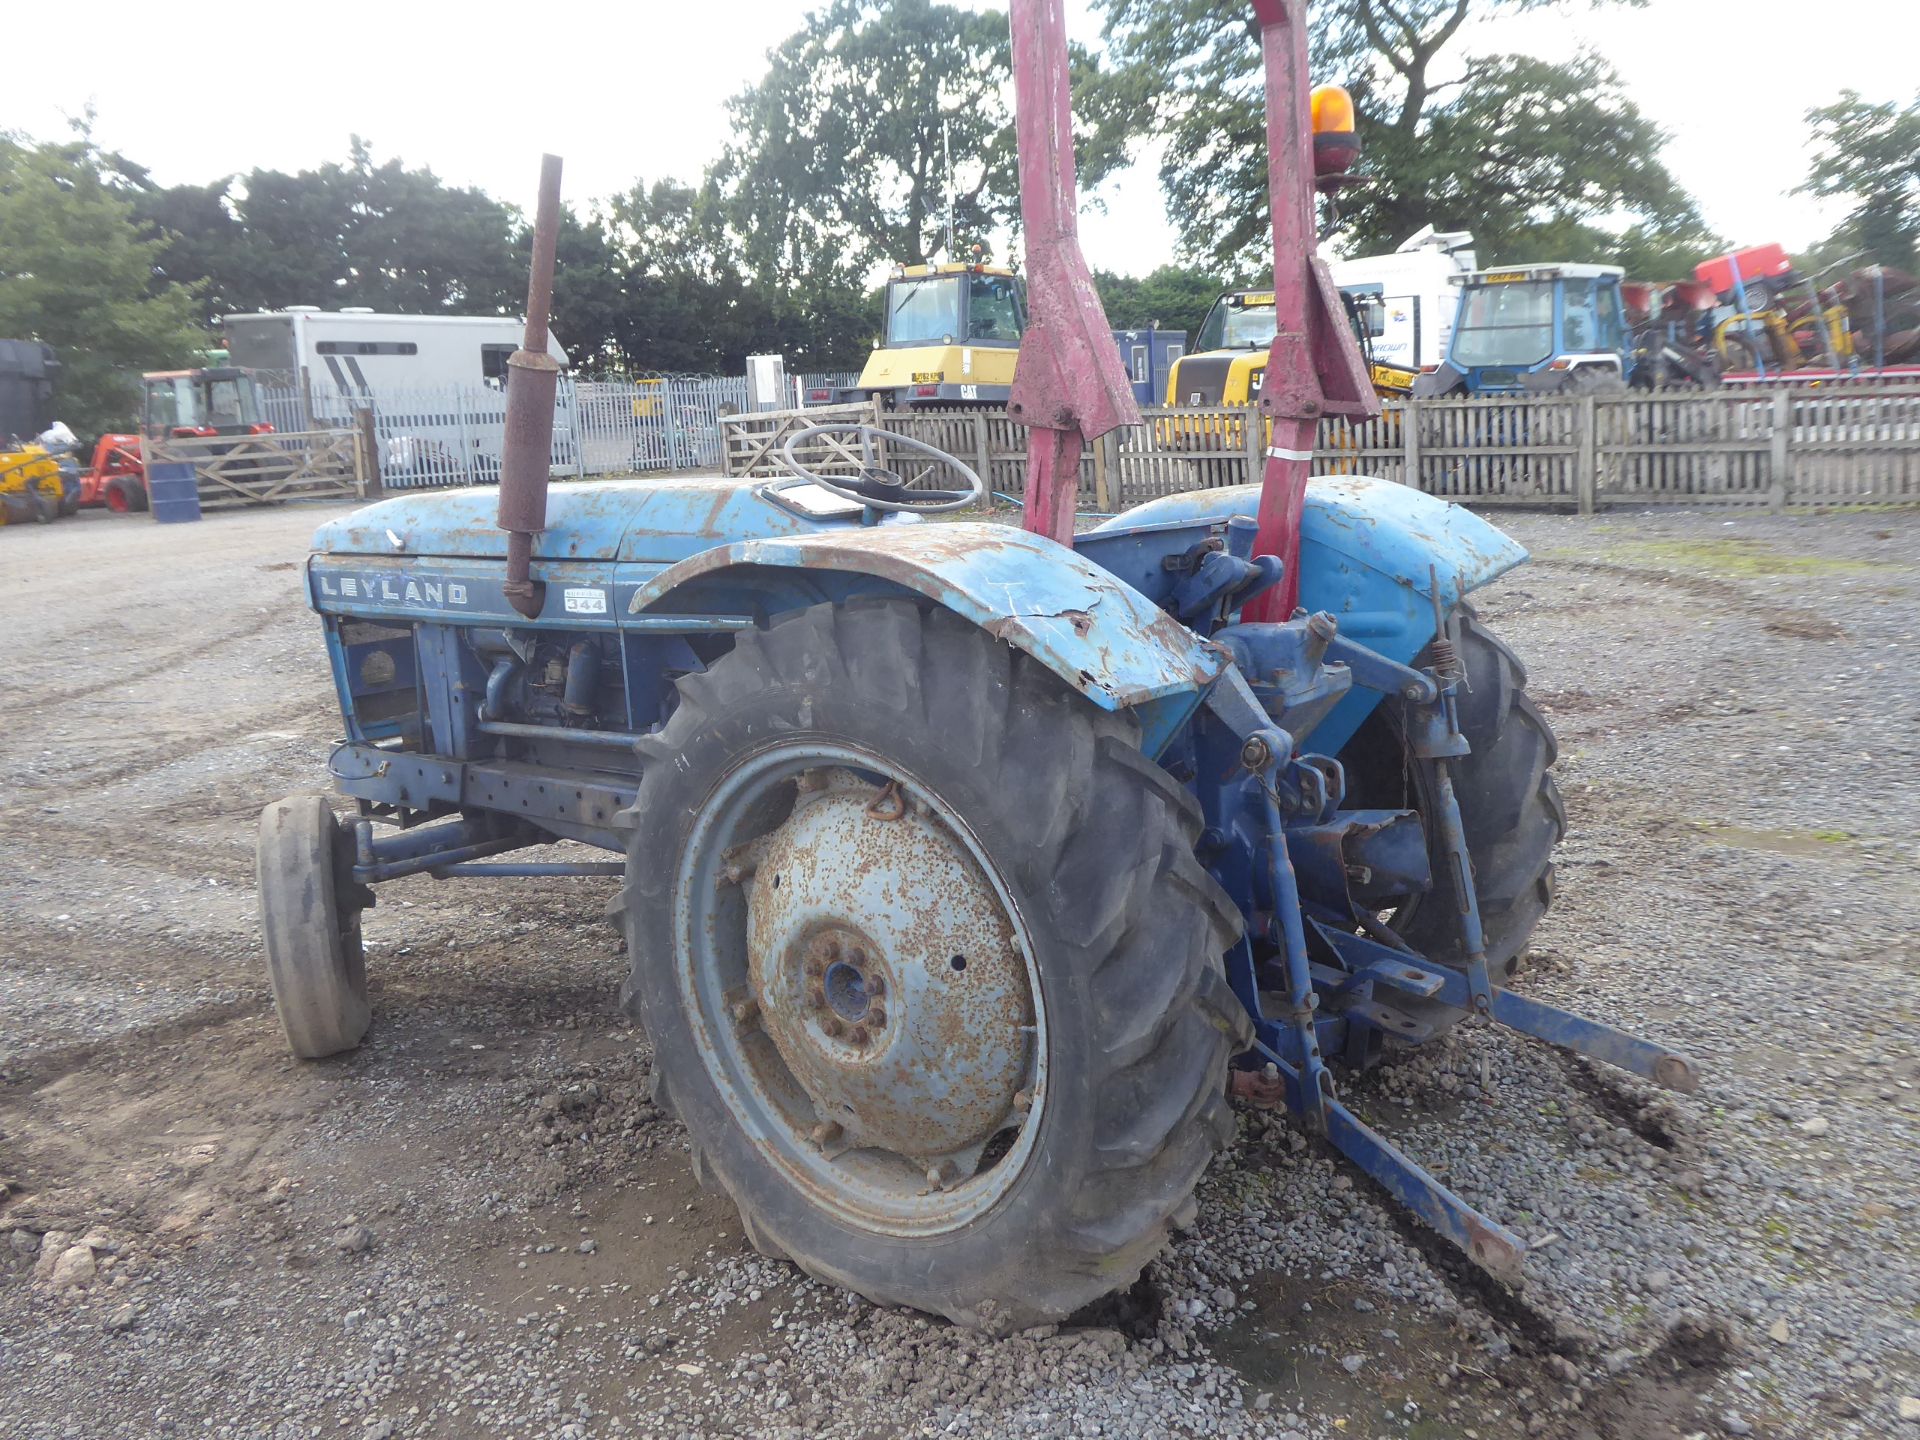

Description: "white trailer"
222 308 569 395
222 309 574 486
1329 228 1477 374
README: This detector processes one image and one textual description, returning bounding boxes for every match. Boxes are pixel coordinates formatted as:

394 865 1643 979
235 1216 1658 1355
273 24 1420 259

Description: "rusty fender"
625 523 1226 753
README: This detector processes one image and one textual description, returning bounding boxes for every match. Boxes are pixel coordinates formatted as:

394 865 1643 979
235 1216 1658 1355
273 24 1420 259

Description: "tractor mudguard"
1092 476 1527 753
625 521 1225 755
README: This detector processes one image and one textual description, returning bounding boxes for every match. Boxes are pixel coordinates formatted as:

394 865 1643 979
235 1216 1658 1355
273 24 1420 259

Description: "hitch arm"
1237 1041 1528 1286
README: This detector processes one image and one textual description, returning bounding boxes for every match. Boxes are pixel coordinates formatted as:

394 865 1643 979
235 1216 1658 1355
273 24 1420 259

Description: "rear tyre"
617 599 1249 1331
257 796 371 1058
1340 607 1564 976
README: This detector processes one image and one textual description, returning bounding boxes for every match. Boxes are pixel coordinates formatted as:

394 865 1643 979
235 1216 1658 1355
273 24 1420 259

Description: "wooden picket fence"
720 388 1920 512
147 428 371 511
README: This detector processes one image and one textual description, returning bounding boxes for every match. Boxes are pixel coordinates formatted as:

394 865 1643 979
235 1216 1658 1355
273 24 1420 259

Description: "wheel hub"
741 769 1033 1167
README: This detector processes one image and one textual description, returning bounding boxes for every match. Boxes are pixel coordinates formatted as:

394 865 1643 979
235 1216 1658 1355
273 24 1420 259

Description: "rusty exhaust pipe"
500 154 565 619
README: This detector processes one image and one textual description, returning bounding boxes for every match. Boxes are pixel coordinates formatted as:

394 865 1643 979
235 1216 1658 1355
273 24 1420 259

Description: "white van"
1328 228 1477 374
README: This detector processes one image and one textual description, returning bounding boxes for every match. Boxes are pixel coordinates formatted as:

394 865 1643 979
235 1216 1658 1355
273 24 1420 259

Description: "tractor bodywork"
261 0 1698 1328
302 464 1689 1294
308 471 1517 761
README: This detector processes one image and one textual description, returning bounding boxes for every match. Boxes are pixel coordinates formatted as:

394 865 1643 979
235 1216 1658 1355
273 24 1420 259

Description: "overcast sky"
5 1 1913 277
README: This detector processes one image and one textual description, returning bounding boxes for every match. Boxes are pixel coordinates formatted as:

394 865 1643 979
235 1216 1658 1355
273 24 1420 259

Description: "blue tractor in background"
1415 262 1634 396
258 0 1696 1333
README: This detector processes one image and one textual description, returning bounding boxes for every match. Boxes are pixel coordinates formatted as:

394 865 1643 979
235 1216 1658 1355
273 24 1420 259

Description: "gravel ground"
1 499 1916 1440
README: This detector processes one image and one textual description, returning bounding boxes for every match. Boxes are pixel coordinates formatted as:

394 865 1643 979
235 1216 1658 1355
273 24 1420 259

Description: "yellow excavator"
1157 286 1413 474
1164 286 1414 412
837 258 1026 410
0 340 77 525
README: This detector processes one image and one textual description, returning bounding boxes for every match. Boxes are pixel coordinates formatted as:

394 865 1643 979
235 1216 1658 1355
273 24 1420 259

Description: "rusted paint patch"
742 769 1033 1167
1229 1067 1288 1108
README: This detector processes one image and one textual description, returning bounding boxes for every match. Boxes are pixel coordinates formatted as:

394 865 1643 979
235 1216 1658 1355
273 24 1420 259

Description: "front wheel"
1340 608 1565 975
617 600 1248 1331
257 796 371 1058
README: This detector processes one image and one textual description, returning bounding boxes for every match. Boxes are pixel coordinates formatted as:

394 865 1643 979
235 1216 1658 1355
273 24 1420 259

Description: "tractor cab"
140 367 274 442
841 262 1027 408
1418 264 1630 396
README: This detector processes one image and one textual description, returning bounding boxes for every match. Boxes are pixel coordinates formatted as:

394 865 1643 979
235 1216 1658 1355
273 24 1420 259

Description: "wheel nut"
825 939 842 961
822 1016 844 1038
848 1024 869 1046
866 1004 886 1028
807 982 826 1006
865 974 885 998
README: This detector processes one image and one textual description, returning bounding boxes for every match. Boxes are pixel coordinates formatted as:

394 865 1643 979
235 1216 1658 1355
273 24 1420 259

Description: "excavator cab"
840 262 1028 408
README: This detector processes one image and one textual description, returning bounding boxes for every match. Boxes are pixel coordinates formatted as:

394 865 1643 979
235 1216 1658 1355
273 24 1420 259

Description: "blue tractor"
259 0 1695 1332
1414 262 1634 397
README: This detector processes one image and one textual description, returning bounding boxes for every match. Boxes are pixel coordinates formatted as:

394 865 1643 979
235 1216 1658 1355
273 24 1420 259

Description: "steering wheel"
778 424 986 514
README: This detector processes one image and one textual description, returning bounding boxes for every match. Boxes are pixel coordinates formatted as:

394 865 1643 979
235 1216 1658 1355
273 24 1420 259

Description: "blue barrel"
146 461 202 524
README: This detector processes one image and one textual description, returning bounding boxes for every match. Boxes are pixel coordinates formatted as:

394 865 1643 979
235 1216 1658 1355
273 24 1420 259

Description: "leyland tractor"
259 0 1696 1332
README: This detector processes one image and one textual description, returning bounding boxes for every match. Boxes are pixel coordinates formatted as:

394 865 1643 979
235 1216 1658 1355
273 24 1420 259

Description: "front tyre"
618 600 1248 1331
257 795 371 1058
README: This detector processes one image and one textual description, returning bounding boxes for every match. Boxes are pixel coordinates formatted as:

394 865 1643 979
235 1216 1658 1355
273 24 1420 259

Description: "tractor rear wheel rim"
677 744 1047 1236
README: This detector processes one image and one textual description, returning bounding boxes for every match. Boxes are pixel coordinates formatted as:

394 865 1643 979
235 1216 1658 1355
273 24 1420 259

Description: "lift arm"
1006 0 1141 547
1242 0 1379 621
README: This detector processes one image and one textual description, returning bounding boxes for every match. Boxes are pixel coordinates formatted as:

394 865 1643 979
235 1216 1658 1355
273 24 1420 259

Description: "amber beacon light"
1310 83 1360 185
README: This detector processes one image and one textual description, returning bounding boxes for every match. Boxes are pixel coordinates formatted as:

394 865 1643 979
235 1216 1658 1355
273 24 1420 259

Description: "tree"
1095 264 1235 339
135 141 524 322
718 0 1121 286
719 0 1019 286
1092 0 1705 271
1800 90 1920 272
543 208 631 374
0 131 206 436
603 177 878 374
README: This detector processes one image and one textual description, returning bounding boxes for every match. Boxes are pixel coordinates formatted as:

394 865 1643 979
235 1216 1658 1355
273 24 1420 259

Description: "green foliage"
0 131 205 436
1093 0 1701 272
1094 265 1235 340
720 0 1121 284
1800 90 1920 271
543 208 631 374
719 0 1023 284
135 139 523 324
605 178 879 374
